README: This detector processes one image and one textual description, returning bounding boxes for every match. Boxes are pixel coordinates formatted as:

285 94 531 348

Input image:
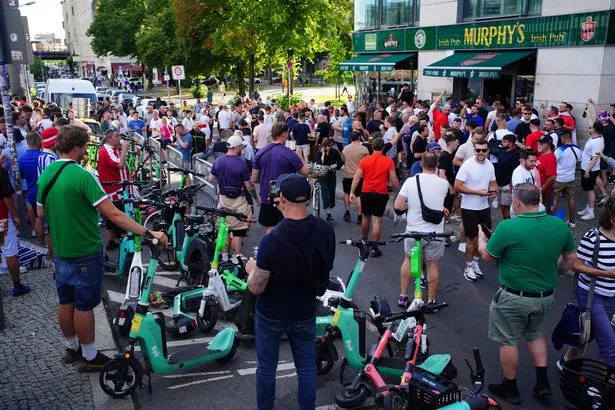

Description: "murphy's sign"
352 11 613 53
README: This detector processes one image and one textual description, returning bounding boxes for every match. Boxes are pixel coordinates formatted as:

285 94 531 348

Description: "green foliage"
190 85 204 98
272 93 303 110
87 0 145 58
30 59 46 81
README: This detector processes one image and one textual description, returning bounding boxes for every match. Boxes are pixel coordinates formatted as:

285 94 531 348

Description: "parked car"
202 76 219 86
136 98 168 117
95 87 108 101
119 93 136 109
271 75 282 83
244 77 263 85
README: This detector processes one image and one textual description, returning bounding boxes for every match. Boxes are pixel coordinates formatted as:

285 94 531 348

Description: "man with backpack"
552 133 581 227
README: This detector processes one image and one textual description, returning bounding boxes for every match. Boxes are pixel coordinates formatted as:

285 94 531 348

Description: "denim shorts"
55 247 104 311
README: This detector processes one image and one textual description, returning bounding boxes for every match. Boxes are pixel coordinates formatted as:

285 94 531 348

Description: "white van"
45 79 97 110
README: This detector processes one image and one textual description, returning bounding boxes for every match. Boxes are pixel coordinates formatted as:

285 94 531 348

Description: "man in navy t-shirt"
291 113 312 162
252 123 308 232
246 173 335 410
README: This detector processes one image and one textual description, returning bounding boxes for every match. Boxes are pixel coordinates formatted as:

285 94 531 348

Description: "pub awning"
422 50 534 79
339 53 416 72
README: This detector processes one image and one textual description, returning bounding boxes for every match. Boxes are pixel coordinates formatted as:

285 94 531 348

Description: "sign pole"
178 79 181 106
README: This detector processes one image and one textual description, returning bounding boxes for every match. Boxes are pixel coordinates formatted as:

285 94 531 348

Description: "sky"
19 0 65 40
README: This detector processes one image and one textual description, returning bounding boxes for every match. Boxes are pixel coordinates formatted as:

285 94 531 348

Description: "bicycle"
308 163 331 218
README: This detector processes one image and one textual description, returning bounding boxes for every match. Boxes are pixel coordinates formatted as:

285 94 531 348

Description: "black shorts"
230 229 248 238
342 178 363 195
106 200 126 236
361 192 389 217
581 170 600 191
444 193 455 212
461 208 491 238
161 139 172 149
258 202 283 228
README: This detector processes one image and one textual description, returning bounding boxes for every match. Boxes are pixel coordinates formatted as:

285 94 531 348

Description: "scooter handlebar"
339 239 387 247
196 206 247 221
390 231 453 242
384 303 449 322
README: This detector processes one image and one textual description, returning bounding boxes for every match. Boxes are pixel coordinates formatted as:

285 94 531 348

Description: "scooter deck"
168 344 220 364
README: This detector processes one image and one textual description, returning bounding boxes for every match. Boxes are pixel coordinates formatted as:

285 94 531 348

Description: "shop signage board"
353 10 614 53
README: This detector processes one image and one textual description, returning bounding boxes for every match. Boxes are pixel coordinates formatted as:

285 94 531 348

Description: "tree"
86 0 145 58
30 58 46 81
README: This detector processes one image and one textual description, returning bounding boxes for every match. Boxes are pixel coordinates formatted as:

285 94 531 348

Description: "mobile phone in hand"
480 223 492 239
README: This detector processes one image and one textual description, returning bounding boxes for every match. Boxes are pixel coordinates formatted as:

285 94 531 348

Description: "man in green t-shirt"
477 183 576 405
36 125 167 373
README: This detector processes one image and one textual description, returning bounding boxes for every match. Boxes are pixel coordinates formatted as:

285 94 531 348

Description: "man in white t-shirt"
181 110 194 133
510 149 541 217
394 152 449 311
149 110 162 139
578 121 606 221
453 127 485 167
454 138 497 281
217 105 232 131
552 132 581 227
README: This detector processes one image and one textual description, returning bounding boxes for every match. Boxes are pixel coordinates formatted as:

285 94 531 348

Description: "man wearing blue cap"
246 173 335 410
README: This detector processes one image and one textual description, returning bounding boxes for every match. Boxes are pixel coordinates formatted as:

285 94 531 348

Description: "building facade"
61 0 136 78
345 0 615 141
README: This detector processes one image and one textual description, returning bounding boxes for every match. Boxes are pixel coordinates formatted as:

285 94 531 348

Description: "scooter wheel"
216 335 239 365
335 385 370 408
383 390 407 410
99 358 141 399
196 304 218 333
315 341 337 375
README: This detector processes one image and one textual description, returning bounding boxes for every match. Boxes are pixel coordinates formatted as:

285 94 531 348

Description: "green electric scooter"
99 232 239 399
172 206 249 336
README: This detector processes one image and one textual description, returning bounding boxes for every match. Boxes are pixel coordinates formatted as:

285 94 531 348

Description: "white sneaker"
458 242 466 253
473 263 484 278
581 211 595 221
449 215 461 222
464 266 477 281
577 207 589 216
567 220 576 228
491 198 499 208
449 235 460 243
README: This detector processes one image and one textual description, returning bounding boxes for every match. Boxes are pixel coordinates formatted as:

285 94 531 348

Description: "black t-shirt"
438 150 455 186
514 122 531 143
255 216 335 320
412 137 427 162
395 116 404 132
315 122 331 145
478 107 489 122
366 119 383 134
399 90 413 104
495 148 520 186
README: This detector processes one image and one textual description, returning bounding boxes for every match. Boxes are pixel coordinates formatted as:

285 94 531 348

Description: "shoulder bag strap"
586 228 601 312
415 174 426 208
41 161 73 206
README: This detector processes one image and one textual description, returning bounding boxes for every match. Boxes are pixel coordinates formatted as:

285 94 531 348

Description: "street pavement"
101 187 593 410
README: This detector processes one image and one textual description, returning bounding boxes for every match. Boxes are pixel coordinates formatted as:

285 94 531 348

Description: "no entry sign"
171 65 185 80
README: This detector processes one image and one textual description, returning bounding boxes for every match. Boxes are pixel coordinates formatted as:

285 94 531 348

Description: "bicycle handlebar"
339 239 387 247
195 206 247 221
390 231 453 242
101 180 151 187
384 303 449 322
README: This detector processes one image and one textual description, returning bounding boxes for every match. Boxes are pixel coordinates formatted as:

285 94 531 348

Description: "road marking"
166 374 234 390
237 362 295 376
133 337 214 352
161 370 231 379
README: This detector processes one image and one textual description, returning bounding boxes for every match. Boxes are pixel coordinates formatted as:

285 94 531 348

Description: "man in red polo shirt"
97 128 130 250
525 119 543 153
350 138 399 257
536 135 557 214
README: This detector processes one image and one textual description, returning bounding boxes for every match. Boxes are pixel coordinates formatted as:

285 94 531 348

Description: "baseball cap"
226 135 245 148
41 127 58 149
427 142 441 152
276 173 311 203
539 135 553 145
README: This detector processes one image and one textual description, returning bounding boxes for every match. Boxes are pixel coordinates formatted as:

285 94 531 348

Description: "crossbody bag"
416 174 445 224
41 161 73 206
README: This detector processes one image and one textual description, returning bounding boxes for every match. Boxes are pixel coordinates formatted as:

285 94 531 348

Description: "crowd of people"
2 85 615 408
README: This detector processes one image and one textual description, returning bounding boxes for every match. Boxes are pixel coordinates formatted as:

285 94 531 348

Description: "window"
71 6 74 15
382 0 411 27
354 0 379 31
413 0 420 24
463 0 541 20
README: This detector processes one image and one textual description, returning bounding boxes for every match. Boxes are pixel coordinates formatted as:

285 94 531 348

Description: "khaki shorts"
497 185 512 206
553 180 575 201
488 288 554 346
218 195 253 231
404 237 445 261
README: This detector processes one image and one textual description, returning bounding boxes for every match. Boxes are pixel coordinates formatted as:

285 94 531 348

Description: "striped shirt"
576 229 615 297
37 150 57 177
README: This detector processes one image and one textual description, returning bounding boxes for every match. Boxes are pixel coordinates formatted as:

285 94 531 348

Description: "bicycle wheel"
144 211 179 271
383 390 407 410
194 190 217 211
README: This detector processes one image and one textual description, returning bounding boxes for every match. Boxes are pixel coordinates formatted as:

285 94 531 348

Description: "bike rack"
148 137 164 191
193 157 216 191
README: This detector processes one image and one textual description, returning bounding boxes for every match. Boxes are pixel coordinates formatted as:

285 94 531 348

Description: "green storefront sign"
352 11 614 53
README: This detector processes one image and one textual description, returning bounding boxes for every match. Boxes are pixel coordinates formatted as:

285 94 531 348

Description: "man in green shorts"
478 183 577 404
36 125 167 372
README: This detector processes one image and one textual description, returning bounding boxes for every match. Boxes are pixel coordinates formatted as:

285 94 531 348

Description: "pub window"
463 0 541 20
382 0 411 27
354 0 379 31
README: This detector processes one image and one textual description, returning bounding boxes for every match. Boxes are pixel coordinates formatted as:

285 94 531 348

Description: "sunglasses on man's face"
475 148 488 153
523 112 532 115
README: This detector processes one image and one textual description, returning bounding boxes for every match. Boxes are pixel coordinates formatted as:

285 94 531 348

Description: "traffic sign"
171 65 185 80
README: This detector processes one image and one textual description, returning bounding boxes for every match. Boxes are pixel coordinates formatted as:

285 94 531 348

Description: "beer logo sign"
383 34 399 49
581 16 596 42
414 30 426 49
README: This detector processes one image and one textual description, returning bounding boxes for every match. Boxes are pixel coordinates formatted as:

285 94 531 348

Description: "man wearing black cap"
246 173 335 410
